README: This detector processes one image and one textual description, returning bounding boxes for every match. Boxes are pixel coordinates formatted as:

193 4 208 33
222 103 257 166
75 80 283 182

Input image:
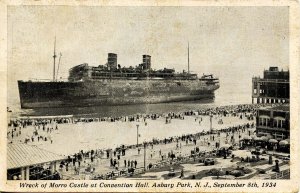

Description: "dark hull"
18 79 219 108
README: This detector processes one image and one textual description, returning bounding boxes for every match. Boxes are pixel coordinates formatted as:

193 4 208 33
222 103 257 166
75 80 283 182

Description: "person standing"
180 169 184 178
110 158 113 167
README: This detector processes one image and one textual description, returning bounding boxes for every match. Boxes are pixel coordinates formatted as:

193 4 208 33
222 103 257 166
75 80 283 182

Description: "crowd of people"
7 119 59 145
52 119 255 180
8 165 61 180
8 103 271 128
7 103 281 180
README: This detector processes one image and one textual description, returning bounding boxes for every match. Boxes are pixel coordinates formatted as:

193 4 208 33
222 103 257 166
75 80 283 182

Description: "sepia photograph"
1 0 299 192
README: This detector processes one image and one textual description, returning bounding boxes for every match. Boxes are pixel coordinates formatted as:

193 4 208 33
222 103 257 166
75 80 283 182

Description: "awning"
269 139 278 143
260 136 270 141
274 116 285 121
259 115 270 119
7 144 66 169
279 140 289 146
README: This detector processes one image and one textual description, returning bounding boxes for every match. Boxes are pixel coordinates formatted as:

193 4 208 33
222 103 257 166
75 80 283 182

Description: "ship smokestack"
107 53 117 69
142 55 151 70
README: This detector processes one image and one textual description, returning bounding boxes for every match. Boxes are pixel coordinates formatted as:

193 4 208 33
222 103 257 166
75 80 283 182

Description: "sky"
7 6 289 107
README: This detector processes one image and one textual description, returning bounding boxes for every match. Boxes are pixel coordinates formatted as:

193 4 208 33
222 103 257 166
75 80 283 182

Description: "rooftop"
7 144 66 169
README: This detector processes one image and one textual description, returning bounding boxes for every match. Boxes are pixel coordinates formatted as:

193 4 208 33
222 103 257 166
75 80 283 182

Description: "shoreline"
9 103 279 121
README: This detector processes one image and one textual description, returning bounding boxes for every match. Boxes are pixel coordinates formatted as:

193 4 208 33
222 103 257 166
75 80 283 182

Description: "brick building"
252 67 289 104
256 105 290 140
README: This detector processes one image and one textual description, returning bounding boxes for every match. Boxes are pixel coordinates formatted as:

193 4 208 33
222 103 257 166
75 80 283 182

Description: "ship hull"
18 80 219 108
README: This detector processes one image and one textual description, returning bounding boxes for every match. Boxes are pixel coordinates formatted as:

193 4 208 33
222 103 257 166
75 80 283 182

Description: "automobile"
204 158 215 166
251 148 266 155
282 157 290 161
239 146 246 150
168 167 176 177
199 158 205 163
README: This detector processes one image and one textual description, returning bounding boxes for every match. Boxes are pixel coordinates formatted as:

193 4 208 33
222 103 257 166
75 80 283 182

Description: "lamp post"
136 124 139 146
218 132 221 149
144 143 146 171
210 114 212 132
210 114 213 140
238 130 241 147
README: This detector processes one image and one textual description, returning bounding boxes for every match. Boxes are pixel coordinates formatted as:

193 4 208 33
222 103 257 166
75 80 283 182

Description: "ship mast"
188 41 190 74
56 52 62 80
53 36 57 81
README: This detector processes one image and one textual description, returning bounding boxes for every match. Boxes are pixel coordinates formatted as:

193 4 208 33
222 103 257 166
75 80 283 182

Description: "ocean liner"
18 44 220 108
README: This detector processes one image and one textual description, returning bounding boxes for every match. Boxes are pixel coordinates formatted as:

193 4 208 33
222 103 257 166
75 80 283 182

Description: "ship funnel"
142 55 151 70
107 53 117 69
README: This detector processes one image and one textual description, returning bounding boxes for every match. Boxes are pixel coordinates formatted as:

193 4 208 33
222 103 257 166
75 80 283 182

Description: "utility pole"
144 143 146 171
136 124 139 146
210 114 213 140
210 114 212 132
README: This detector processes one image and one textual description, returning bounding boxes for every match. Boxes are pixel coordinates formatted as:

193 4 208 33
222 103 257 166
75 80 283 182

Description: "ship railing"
199 77 219 81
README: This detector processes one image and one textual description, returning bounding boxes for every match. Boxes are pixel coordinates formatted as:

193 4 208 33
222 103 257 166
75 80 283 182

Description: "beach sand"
8 114 254 156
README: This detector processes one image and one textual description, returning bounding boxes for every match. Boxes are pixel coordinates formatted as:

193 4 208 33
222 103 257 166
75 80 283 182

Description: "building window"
259 117 264 126
266 118 270 127
259 115 270 127
274 116 285 128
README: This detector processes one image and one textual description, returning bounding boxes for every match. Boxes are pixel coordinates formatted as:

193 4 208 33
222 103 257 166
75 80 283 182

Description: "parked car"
204 158 215 166
168 167 176 177
282 157 290 161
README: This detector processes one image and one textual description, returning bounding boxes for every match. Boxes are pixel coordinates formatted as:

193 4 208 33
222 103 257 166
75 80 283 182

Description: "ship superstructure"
69 54 205 81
